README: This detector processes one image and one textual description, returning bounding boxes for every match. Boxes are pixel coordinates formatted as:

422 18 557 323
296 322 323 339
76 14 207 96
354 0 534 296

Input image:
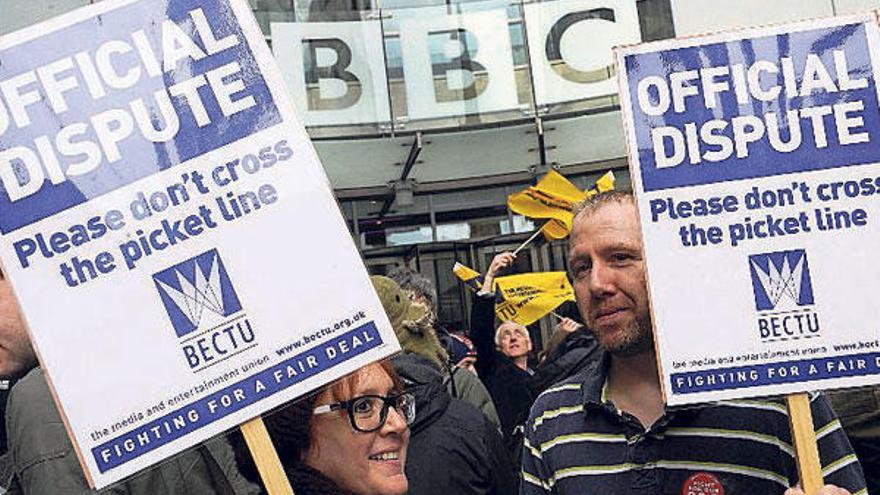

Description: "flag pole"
513 227 544 255
549 312 584 329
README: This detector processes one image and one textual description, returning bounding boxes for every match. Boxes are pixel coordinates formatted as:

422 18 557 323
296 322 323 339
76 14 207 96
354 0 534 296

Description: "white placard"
0 0 398 487
617 14 880 405
272 20 391 126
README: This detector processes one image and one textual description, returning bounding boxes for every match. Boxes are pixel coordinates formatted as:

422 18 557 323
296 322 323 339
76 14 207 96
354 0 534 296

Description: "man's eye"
572 263 590 278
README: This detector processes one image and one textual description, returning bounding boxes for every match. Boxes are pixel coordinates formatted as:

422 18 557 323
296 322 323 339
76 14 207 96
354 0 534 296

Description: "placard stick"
786 393 823 495
241 417 295 495
513 227 544 255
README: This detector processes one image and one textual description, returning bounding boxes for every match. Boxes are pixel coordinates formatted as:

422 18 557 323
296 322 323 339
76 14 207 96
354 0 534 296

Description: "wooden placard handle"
786 393 823 495
240 417 295 495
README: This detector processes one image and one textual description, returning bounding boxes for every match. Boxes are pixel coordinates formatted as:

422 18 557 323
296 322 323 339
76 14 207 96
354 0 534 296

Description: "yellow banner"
494 271 575 326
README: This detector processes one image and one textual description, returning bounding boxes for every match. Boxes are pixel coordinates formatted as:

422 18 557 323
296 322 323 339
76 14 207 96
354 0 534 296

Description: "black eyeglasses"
313 393 416 433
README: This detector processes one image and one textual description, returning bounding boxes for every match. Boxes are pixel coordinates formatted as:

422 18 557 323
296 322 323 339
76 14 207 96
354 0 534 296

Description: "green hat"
371 275 448 368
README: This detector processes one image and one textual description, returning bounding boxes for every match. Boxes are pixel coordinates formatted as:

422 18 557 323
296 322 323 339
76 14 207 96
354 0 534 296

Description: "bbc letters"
0 0 398 488
617 15 880 405
271 0 641 126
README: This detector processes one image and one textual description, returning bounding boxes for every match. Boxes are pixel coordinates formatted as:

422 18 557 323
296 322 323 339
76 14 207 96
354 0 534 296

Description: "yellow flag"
595 170 615 193
508 170 616 241
508 170 584 230
493 272 575 326
452 262 484 292
539 219 570 241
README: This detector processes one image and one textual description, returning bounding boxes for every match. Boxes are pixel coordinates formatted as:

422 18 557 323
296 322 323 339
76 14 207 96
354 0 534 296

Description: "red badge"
681 473 724 495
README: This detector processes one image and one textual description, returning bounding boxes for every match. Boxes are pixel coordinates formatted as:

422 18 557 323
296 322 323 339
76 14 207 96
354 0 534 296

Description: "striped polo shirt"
521 355 867 494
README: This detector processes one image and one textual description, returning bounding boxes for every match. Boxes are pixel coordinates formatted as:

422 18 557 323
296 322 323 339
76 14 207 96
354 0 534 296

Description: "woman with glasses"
233 360 414 495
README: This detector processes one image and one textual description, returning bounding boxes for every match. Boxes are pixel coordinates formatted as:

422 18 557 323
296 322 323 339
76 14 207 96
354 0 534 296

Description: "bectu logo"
748 249 820 342
154 249 256 371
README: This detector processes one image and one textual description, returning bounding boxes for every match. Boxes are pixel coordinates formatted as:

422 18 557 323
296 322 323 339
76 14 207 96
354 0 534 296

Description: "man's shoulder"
7 367 58 426
8 368 48 400
525 373 589 439
529 354 607 415
533 374 586 406
699 397 789 416
678 396 789 422
671 396 797 446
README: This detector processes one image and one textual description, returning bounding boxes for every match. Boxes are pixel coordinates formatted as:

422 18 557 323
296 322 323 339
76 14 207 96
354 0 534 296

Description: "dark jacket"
281 464 357 495
392 353 517 495
528 328 601 398
4 367 257 495
470 293 534 442
826 386 880 494
446 366 501 430
470 293 603 463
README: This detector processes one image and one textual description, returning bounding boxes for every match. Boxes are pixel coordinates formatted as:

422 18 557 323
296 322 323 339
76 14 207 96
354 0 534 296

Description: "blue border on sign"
671 351 880 394
91 322 382 473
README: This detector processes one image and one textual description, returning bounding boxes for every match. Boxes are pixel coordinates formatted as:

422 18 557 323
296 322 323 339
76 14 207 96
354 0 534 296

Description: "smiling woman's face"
304 363 410 495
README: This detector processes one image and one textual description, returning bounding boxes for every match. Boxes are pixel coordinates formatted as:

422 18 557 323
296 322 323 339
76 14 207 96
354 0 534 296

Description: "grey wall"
671 0 880 36
1 0 92 35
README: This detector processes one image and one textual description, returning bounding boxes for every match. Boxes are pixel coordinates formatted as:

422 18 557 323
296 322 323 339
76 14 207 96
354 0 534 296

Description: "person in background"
521 190 865 495
469 252 535 452
383 268 500 429
371 276 516 495
441 331 478 375
0 270 258 494
394 351 516 495
494 321 532 374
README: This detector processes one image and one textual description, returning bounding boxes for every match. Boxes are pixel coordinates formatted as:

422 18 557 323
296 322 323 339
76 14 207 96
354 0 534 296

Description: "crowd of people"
0 190 875 494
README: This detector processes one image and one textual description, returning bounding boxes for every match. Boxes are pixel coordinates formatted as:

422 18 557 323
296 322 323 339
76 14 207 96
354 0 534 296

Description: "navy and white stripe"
521 358 867 494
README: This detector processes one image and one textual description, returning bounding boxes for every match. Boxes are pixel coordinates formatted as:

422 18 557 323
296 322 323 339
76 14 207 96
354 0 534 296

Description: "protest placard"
616 13 880 407
0 0 399 488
